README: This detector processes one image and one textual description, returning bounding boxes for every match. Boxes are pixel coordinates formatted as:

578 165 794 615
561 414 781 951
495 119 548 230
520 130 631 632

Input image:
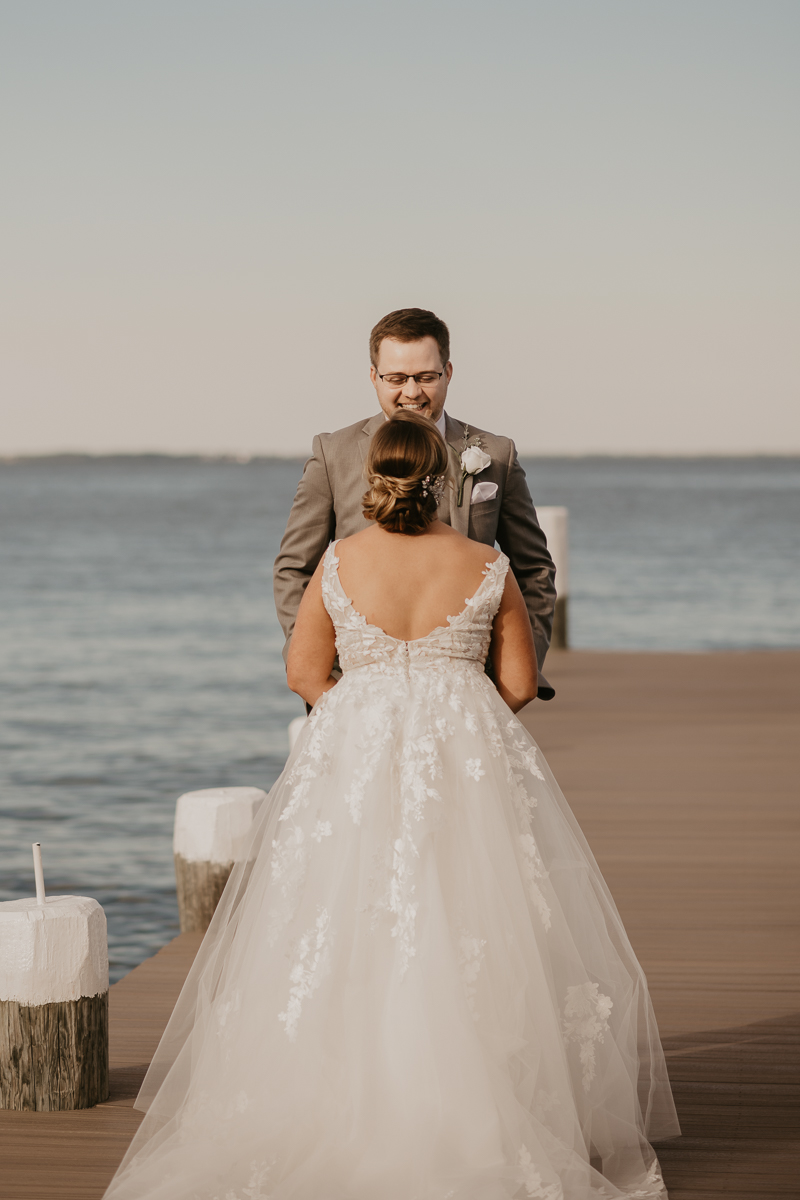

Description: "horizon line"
3 450 800 464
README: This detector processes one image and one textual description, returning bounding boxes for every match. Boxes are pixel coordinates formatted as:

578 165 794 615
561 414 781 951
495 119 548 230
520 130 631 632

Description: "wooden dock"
523 650 800 1199
1 650 798 1199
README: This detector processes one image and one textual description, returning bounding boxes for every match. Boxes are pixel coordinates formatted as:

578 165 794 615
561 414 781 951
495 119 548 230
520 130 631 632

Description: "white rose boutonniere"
457 427 491 506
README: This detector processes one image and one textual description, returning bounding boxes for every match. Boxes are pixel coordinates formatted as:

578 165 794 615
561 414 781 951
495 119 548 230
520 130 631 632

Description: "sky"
1 1 798 456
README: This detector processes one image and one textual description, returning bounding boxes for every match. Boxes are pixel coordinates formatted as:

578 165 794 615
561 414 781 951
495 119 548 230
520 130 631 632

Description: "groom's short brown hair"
369 308 450 368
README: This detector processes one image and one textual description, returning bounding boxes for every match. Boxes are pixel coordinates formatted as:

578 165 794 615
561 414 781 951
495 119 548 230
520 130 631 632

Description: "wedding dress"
104 544 679 1200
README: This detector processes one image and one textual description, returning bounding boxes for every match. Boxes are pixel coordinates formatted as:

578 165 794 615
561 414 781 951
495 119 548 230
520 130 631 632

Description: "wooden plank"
1 651 797 1198
520 650 800 1197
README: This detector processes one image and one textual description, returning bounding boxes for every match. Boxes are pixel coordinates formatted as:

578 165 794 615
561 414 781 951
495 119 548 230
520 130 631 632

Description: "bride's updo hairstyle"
362 410 449 535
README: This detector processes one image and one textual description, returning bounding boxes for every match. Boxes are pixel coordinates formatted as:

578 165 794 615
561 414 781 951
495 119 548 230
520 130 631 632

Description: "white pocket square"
470 481 498 504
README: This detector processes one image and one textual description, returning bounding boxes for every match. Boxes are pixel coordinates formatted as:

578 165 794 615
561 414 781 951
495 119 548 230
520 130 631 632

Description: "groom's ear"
445 361 453 382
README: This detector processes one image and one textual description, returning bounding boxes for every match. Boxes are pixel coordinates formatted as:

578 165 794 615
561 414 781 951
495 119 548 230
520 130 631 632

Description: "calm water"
1 455 798 980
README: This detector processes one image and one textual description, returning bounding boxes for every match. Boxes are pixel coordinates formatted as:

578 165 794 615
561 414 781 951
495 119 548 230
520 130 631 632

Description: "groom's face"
370 336 452 423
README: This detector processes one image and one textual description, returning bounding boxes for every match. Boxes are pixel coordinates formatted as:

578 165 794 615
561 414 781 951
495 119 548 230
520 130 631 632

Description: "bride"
104 411 679 1200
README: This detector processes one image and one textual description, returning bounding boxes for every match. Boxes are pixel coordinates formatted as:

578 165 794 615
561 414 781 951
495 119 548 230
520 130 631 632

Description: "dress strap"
480 552 510 597
472 553 510 620
322 539 341 579
320 540 349 619
489 552 510 582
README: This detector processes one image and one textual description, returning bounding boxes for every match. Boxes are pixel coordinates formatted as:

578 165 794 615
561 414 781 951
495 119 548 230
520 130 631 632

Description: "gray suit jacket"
273 412 557 700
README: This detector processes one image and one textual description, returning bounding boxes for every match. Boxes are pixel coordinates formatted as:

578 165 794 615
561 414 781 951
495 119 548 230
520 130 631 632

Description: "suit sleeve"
273 435 337 666
495 440 557 685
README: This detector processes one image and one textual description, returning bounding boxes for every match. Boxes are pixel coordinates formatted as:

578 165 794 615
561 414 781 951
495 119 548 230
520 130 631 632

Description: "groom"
274 308 557 700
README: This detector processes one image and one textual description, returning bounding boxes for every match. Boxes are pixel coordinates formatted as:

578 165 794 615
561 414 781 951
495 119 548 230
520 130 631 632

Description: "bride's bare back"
288 517 538 713
336 522 498 642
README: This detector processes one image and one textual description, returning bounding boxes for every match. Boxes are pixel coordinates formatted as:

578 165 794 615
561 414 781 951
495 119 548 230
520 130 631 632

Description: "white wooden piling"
0 851 109 1111
173 786 267 933
537 506 569 649
288 715 307 751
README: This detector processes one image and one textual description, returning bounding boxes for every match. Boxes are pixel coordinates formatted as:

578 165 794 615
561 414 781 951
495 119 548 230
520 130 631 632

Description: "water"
1 455 798 980
523 457 800 650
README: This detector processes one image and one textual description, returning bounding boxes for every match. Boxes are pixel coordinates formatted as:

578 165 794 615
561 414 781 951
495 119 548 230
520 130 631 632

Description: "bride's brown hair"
362 410 449 535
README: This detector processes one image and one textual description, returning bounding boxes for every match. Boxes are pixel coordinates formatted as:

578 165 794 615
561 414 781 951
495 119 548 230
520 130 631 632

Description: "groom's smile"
370 335 453 424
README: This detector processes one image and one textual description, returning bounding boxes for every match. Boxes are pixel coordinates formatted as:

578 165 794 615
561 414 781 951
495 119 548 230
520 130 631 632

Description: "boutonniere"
457 425 491 506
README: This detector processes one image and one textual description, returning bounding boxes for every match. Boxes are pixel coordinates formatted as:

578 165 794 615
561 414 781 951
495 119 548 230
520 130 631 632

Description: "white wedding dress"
104 544 679 1200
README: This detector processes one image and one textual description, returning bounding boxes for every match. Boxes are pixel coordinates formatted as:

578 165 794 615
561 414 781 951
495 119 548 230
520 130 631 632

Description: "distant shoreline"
3 451 800 465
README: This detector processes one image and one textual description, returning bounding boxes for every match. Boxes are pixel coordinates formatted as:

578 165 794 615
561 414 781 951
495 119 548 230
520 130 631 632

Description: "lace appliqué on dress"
458 929 486 1021
625 1161 668 1198
562 981 614 1092
265 696 338 944
212 1159 276 1200
465 758 485 782
517 1145 563 1199
597 1160 668 1200
391 729 446 975
279 907 332 1041
504 718 552 930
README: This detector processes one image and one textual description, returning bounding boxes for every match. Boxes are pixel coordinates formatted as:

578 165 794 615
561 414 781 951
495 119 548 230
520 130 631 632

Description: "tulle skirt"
103 662 678 1200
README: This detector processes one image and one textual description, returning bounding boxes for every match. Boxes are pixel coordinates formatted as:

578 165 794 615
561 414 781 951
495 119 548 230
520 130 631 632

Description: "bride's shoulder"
432 530 506 591
331 527 378 564
336 527 375 549
440 525 502 565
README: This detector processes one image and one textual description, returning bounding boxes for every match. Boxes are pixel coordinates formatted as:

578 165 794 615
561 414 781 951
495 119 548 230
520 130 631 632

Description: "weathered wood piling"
0 893 109 1111
173 786 266 933
537 506 569 649
288 715 307 751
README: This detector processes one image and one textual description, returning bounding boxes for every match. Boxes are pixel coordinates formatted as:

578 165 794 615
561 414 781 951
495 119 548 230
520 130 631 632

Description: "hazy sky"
2 1 798 455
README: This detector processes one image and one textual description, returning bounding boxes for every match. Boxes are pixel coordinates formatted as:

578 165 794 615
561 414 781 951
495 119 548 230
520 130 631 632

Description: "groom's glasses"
377 371 444 386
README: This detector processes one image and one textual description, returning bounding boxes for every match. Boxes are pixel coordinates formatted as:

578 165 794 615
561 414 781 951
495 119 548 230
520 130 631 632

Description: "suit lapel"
358 413 385 467
444 414 471 535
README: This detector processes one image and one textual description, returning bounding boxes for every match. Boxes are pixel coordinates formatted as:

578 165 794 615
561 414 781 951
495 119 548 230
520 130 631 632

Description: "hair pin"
421 474 446 500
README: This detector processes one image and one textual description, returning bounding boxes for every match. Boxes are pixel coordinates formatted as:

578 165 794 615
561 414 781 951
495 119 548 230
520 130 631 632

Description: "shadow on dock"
106 1064 149 1105
659 1011 800 1196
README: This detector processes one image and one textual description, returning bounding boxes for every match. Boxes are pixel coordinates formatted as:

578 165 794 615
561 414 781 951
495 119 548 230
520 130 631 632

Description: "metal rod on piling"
32 842 46 906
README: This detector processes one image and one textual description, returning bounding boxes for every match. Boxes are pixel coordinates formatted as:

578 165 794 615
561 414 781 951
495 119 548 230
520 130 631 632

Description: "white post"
173 786 267 933
288 715 308 752
32 843 46 906
0 893 109 1110
537 506 569 649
